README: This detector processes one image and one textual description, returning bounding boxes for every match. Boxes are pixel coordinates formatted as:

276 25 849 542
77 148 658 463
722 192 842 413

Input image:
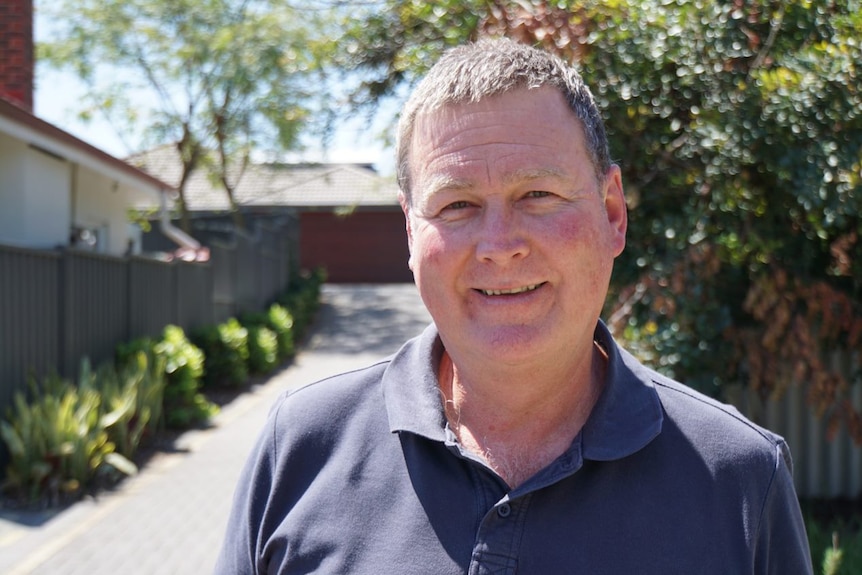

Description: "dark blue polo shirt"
214 323 813 574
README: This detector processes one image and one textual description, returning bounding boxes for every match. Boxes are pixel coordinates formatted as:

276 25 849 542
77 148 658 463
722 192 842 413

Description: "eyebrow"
423 167 569 197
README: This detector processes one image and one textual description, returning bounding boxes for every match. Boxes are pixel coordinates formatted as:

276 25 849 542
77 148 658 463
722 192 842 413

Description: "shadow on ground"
306 284 432 357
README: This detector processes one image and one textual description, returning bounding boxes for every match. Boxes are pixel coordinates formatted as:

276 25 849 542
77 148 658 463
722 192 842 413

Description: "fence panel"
235 235 261 313
176 261 213 332
255 228 281 308
60 250 129 378
210 242 236 323
727 352 862 498
129 256 176 340
0 245 60 412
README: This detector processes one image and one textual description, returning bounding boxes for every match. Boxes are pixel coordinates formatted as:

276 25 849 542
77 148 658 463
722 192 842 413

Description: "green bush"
153 326 218 428
193 318 249 387
278 267 325 341
807 513 862 575
247 325 279 374
242 304 295 362
80 353 165 459
118 326 219 429
267 304 295 360
0 374 137 504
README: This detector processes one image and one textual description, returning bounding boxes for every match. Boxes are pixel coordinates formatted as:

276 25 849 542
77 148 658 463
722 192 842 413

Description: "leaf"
103 452 139 476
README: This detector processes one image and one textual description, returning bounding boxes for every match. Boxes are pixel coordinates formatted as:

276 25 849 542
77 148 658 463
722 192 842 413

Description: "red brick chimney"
0 0 34 112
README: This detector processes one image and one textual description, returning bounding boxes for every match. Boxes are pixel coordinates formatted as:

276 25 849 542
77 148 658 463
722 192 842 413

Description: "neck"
439 340 607 488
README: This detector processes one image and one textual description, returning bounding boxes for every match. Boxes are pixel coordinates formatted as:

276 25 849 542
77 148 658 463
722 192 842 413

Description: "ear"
398 191 415 269
602 165 627 257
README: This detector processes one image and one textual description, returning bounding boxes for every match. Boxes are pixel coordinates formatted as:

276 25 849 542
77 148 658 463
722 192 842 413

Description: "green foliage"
806 513 862 575
193 318 250 387
278 267 326 341
0 373 137 505
80 354 165 459
241 304 295 363
246 325 279 374
39 0 323 227
267 304 296 360
118 327 218 429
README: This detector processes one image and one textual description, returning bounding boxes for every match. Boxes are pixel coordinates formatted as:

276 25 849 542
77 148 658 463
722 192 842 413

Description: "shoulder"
652 369 784 447
643 365 791 476
268 358 392 434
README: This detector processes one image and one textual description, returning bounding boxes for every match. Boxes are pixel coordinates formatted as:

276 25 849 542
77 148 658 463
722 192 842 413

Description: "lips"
478 283 544 296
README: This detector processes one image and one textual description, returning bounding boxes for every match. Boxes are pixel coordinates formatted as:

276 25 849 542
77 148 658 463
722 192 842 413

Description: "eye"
524 190 552 199
443 200 472 210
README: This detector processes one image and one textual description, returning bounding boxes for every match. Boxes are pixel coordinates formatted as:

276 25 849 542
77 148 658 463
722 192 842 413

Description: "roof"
127 144 400 211
0 96 175 195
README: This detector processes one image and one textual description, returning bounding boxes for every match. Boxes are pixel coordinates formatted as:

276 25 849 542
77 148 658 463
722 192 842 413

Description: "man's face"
401 87 627 369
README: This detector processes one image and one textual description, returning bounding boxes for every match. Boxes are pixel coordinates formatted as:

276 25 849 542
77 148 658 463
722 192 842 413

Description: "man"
215 39 813 574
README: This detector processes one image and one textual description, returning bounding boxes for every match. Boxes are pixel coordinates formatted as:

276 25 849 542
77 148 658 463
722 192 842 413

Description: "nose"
474 206 529 264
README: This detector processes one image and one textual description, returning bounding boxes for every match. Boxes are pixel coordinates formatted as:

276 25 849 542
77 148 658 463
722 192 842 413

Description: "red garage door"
300 210 413 283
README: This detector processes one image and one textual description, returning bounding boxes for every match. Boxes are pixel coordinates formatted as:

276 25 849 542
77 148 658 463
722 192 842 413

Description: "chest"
257 436 753 575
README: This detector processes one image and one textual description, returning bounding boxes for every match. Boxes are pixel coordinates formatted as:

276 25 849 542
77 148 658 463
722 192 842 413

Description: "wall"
24 145 69 248
73 164 143 254
0 0 34 111
300 209 412 283
0 133 70 249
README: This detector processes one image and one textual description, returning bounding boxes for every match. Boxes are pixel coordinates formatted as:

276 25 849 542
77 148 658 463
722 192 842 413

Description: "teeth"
481 284 541 296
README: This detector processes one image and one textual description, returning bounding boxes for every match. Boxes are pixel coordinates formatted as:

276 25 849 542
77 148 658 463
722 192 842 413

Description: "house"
129 145 412 283
0 0 175 257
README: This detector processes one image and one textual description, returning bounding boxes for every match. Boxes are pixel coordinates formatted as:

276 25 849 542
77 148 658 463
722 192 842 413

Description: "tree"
38 0 320 231
332 0 862 442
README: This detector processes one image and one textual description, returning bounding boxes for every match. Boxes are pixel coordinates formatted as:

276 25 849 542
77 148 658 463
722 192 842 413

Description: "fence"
725 357 862 499
0 225 292 419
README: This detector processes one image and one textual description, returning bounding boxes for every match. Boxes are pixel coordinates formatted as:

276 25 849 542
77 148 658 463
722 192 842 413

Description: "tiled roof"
127 144 399 211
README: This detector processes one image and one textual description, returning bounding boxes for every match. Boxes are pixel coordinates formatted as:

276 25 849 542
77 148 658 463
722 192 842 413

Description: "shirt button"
497 503 512 518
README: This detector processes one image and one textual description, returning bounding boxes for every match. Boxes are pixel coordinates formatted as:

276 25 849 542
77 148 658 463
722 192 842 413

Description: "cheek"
411 224 455 270
550 213 616 277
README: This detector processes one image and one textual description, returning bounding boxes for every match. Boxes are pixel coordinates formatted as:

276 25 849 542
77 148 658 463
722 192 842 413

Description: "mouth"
477 283 545 296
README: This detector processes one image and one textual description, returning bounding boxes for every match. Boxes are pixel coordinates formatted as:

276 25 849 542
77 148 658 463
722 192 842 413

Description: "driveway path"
0 284 430 575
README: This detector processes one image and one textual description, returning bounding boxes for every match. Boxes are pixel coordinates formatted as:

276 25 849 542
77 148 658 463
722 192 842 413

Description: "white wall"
24 145 70 249
74 166 148 255
0 132 71 249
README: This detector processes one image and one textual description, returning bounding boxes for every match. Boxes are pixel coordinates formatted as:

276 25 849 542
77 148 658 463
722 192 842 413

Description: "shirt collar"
382 321 663 461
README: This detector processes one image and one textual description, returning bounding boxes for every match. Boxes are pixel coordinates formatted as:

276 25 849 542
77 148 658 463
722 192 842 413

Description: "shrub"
153 326 218 428
0 374 137 505
118 326 218 429
242 304 295 362
247 325 279 374
267 304 295 360
278 267 325 341
806 512 862 575
193 318 249 387
81 353 166 459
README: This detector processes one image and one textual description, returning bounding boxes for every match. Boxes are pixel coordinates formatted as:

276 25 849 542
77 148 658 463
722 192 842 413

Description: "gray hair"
396 38 611 202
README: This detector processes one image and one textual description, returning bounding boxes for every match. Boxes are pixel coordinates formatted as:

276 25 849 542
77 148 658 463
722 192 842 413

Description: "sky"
31 13 397 176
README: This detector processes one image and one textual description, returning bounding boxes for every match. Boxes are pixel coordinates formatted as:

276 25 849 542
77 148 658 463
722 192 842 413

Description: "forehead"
409 88 590 194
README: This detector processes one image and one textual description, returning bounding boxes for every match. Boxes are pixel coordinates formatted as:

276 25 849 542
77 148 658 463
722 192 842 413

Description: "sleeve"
753 440 814 575
212 405 280 575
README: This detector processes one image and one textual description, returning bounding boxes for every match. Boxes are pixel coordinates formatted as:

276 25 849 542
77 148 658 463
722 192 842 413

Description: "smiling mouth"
478 283 544 296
